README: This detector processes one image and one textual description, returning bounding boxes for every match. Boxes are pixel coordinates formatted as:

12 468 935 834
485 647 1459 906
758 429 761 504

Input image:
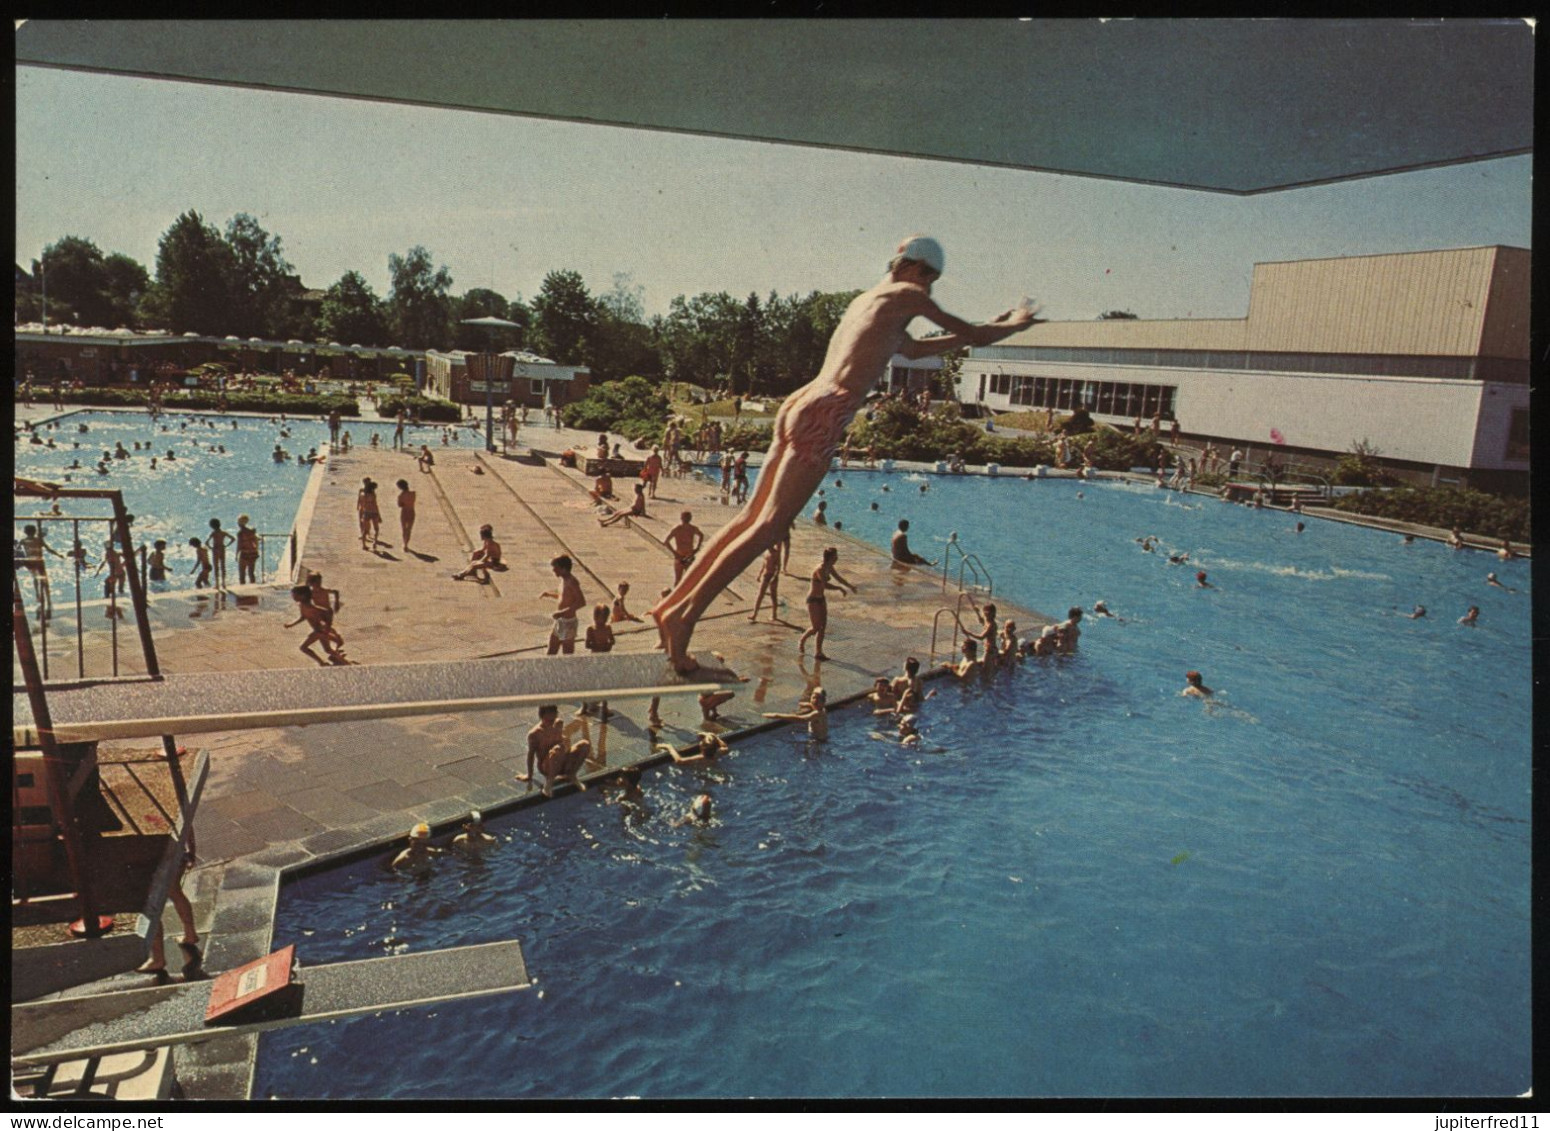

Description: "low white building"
957 246 1529 492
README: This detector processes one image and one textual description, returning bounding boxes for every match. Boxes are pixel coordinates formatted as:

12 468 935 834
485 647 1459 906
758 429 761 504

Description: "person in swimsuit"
452 525 504 583
611 580 644 623
396 479 417 551
798 546 855 661
234 515 260 584
542 555 586 654
648 235 1040 671
664 511 705 583
747 542 784 622
599 482 647 527
357 478 382 550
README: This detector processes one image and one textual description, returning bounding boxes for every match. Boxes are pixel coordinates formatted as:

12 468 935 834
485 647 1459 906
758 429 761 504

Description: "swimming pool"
255 472 1531 1098
12 409 488 607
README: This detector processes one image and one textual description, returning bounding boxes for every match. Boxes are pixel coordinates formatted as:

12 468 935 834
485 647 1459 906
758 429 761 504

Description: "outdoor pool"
255 472 1531 1098
13 409 487 608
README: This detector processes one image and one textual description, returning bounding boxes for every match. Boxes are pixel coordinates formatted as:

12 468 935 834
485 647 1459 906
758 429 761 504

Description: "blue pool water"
13 409 486 606
255 472 1531 1098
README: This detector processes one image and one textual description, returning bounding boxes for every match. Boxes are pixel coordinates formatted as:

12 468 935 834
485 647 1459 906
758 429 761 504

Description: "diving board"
12 939 530 1067
13 653 743 744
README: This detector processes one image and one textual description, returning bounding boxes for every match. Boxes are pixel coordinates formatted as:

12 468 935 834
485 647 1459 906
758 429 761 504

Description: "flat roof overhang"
15 18 1534 195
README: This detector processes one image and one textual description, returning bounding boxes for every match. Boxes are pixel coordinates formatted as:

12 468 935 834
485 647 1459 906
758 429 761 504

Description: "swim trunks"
774 384 862 469
553 615 578 644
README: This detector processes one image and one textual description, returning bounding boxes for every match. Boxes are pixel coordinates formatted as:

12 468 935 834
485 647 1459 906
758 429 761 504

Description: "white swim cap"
896 235 945 276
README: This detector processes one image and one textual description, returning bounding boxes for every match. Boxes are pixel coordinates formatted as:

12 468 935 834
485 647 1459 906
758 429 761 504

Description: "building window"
531 379 545 397
1506 408 1530 462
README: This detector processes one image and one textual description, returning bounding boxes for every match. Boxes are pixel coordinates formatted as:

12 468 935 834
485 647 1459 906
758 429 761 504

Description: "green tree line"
18 214 862 396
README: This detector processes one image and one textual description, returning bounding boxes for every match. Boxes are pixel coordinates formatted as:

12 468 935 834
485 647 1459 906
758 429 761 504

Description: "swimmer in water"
1181 670 1213 698
1092 599 1116 618
671 793 715 827
452 811 497 855
1195 570 1213 589
1458 605 1480 627
1408 605 1426 619
763 686 830 742
1485 572 1514 592
648 234 1039 673
391 823 444 875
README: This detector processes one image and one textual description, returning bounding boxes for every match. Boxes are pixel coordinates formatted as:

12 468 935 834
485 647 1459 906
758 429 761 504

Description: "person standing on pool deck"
798 546 856 661
357 478 382 550
235 515 260 584
747 541 784 623
396 479 417 552
649 235 1041 672
541 555 586 655
664 511 705 584
206 517 232 588
188 537 212 588
393 408 406 451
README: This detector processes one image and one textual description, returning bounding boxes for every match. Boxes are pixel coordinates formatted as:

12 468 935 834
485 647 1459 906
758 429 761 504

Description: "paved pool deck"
14 423 1059 1098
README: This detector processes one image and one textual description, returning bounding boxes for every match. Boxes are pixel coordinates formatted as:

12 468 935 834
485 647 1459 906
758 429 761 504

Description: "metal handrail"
929 591 982 656
957 552 993 595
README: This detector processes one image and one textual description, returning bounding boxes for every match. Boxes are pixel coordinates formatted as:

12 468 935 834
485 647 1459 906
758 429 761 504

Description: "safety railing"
13 503 151 682
940 533 993 595
928 590 982 657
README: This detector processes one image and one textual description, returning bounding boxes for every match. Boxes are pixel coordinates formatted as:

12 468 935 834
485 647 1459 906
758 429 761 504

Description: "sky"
15 64 1532 328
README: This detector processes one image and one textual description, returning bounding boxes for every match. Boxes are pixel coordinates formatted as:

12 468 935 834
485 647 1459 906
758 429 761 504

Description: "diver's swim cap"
896 235 945 276
410 822 431 839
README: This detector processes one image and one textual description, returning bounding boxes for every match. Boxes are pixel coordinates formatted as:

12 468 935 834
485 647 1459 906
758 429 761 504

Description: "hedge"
374 395 464 423
1330 486 1530 542
39 387 359 417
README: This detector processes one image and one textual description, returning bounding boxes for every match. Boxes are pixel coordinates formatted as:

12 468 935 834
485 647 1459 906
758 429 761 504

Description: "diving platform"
13 653 743 744
12 939 530 1067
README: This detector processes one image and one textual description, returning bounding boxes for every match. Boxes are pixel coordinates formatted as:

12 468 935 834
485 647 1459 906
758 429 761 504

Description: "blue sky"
16 65 1532 326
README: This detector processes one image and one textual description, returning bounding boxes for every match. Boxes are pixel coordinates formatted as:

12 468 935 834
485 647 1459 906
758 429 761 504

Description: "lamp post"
460 316 521 454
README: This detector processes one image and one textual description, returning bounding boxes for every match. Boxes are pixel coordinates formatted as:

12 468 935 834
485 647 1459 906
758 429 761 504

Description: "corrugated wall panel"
998 319 1248 351
1478 247 1532 360
1245 248 1495 356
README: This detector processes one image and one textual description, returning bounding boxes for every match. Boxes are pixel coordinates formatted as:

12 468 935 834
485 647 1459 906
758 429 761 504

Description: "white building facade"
957 246 1529 492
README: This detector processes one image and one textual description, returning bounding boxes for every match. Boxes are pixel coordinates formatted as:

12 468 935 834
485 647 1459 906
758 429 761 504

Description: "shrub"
1066 429 1164 471
1331 486 1530 542
562 376 670 437
52 386 358 417
375 394 462 423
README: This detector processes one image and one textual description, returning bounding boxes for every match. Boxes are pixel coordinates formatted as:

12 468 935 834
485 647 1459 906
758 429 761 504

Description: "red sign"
205 944 296 1024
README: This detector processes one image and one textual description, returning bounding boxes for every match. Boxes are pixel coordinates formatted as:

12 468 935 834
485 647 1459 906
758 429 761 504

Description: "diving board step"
12 939 529 1067
13 652 743 743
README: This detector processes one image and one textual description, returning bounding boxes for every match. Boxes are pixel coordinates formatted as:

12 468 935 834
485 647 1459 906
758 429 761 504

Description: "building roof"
991 247 1529 359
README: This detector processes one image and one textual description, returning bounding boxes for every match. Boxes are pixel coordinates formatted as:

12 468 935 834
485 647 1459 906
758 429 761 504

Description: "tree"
598 272 645 324
451 287 525 351
144 211 235 335
102 253 150 329
387 246 453 351
36 236 119 328
318 271 389 347
655 291 745 389
530 269 597 365
224 213 300 338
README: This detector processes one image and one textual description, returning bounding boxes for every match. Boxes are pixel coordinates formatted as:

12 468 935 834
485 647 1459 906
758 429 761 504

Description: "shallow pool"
13 409 487 606
255 472 1531 1098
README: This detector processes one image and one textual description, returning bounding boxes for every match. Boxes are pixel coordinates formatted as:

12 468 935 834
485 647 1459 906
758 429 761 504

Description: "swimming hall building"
958 246 1530 493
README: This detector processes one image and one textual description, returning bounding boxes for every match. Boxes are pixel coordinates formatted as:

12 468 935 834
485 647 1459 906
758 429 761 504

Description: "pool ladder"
928 590 983 658
940 533 993 596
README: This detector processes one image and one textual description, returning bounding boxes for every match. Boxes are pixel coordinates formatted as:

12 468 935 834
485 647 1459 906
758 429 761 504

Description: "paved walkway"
17 425 1050 1096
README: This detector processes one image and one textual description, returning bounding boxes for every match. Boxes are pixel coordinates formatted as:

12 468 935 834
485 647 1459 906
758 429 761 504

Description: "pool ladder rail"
940 532 993 595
